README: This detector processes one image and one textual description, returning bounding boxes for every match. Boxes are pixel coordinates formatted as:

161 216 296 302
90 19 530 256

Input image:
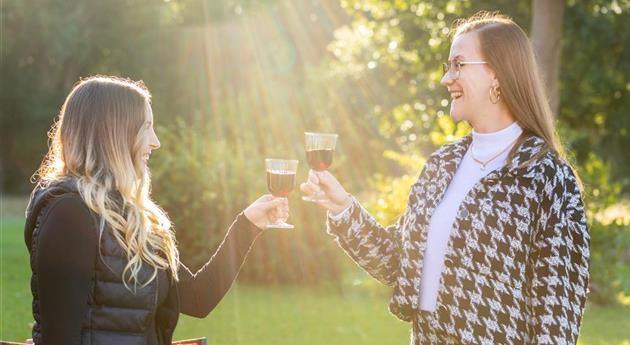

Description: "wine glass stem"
277 197 289 223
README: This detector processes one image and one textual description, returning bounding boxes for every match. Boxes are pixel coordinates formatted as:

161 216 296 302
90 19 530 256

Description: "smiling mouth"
450 91 463 100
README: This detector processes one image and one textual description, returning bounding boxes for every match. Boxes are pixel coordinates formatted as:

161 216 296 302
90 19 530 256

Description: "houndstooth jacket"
327 134 590 345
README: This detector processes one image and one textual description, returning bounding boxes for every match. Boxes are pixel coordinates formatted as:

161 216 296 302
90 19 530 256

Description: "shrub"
150 116 345 284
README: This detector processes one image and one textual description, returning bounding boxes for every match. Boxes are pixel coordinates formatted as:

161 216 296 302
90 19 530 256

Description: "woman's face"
140 102 160 166
440 31 497 124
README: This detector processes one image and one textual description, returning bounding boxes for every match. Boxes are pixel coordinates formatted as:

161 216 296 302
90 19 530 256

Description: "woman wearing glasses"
24 76 288 344
301 11 589 345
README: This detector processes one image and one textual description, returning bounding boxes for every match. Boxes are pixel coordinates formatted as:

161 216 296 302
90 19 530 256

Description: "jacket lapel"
474 134 547 183
419 133 548 258
425 133 546 209
421 135 472 226
413 133 547 256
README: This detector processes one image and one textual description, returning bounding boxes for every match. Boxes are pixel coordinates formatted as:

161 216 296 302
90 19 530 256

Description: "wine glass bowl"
265 158 298 229
303 132 338 202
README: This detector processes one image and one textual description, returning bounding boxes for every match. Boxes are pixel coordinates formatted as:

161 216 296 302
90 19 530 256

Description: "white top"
329 121 523 312
418 121 523 311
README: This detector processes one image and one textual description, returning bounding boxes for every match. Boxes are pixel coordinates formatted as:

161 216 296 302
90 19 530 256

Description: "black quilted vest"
25 181 180 345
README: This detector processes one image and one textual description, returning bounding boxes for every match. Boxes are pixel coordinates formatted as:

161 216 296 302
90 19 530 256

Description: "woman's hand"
244 195 289 229
300 170 352 215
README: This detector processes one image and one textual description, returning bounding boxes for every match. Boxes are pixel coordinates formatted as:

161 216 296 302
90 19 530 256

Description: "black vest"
25 181 180 345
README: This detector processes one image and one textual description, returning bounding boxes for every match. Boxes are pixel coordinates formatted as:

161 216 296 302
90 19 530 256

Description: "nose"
150 129 161 150
441 71 455 86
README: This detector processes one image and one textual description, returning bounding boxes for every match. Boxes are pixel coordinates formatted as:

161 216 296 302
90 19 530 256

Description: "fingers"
301 169 329 194
277 198 289 210
257 194 276 203
245 195 290 229
308 169 320 184
264 198 288 223
267 196 287 208
315 198 335 210
313 170 340 191
300 180 321 195
251 194 285 210
275 204 289 220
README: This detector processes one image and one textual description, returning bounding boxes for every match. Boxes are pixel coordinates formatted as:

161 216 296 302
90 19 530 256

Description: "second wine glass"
302 132 338 202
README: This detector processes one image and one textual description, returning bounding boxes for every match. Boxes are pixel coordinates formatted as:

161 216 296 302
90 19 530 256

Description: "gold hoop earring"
489 86 501 104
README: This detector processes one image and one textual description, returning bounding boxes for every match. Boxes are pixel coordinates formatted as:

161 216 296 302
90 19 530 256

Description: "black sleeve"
177 212 262 318
35 196 97 345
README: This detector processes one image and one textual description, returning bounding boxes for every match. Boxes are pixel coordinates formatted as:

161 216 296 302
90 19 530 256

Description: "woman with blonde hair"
302 11 590 345
25 75 287 344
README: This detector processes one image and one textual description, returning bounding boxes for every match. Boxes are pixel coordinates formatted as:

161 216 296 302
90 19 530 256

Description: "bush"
150 115 346 284
587 220 630 305
579 152 630 305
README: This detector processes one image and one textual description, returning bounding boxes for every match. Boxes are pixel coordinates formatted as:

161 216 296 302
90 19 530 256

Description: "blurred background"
1 0 629 343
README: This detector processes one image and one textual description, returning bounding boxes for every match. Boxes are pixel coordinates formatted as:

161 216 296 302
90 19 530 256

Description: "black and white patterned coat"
327 134 590 345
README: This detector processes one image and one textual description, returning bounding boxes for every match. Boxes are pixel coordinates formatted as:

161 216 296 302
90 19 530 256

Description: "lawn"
1 216 629 344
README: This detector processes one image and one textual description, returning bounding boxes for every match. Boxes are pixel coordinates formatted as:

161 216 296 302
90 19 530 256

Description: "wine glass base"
266 222 295 229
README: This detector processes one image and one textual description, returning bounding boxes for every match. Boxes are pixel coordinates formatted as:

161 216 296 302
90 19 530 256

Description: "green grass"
2 216 629 344
1 217 34 342
174 285 411 344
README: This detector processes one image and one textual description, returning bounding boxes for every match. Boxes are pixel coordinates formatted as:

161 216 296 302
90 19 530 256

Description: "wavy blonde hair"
34 75 179 290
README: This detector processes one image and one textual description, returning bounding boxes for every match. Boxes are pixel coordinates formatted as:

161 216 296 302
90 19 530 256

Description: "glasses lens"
442 62 449 74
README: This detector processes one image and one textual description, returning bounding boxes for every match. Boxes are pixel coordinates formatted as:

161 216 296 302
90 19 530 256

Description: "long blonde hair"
34 75 179 290
453 11 569 166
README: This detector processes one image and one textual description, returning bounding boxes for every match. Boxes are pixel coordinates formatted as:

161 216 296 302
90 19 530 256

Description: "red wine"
266 170 296 197
306 149 334 171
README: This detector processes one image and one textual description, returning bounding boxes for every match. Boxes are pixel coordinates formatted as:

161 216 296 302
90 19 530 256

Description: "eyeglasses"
442 60 488 79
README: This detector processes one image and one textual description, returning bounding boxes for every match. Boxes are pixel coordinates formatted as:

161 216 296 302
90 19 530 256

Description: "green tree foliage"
1 0 175 192
2 0 391 283
0 0 278 193
560 1 630 190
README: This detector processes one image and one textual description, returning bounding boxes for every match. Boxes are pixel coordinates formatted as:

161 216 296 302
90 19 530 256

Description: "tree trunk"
530 0 565 116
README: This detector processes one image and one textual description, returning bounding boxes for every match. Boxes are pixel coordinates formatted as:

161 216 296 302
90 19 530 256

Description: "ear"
490 73 500 89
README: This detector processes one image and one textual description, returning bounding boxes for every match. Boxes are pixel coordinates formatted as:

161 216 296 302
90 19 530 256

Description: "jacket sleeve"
35 196 98 345
528 162 590 345
177 212 262 318
325 170 424 287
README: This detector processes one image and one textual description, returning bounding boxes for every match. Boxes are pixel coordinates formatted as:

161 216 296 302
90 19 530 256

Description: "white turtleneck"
418 121 523 311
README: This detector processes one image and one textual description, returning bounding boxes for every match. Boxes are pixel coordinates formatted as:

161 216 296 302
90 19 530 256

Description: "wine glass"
265 158 299 229
302 132 338 202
